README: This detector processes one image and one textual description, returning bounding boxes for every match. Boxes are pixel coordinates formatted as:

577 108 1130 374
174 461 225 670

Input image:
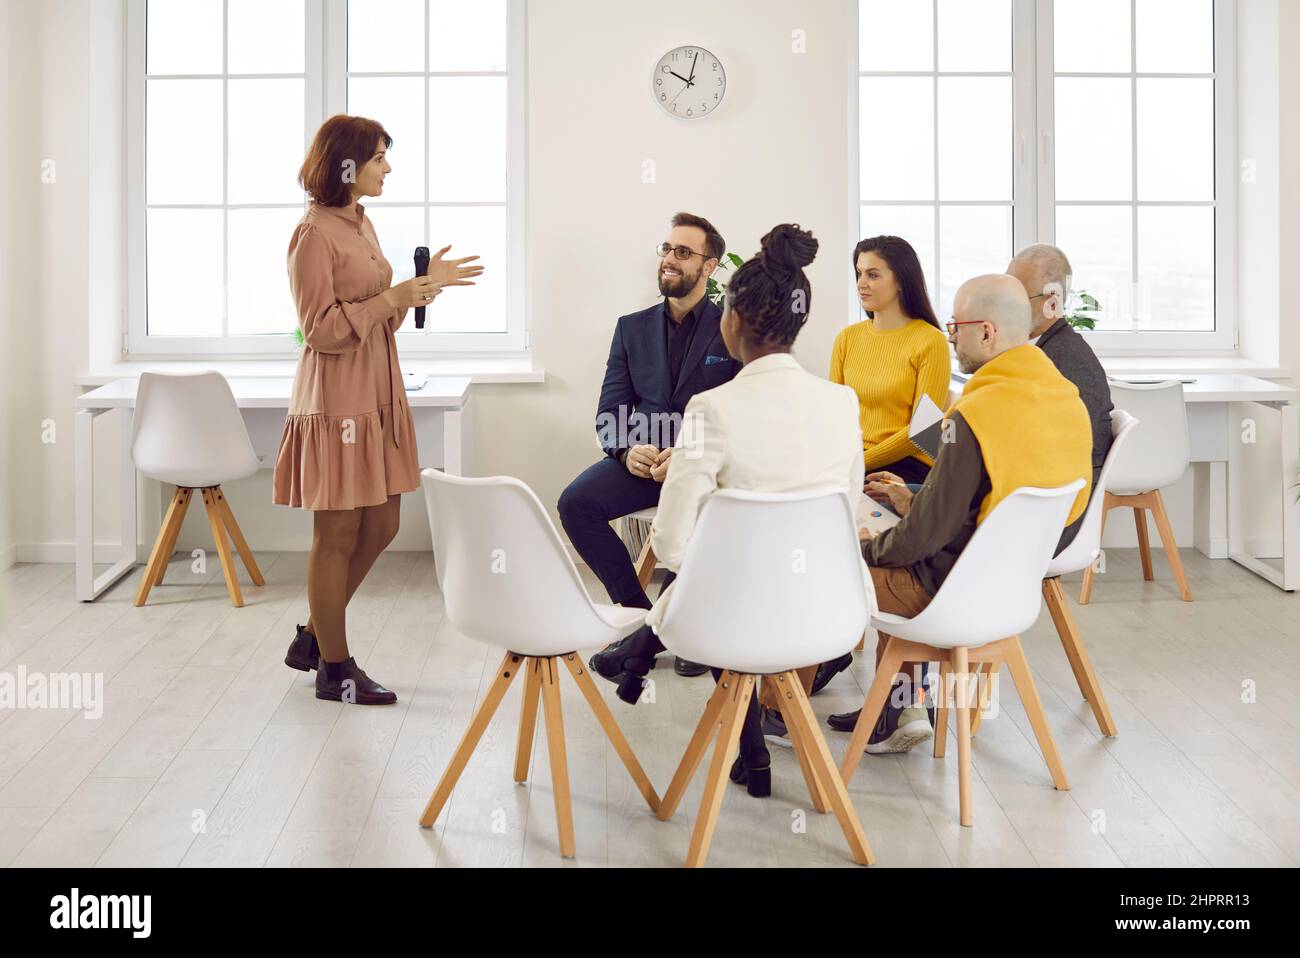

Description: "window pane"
857 206 936 309
1137 78 1213 201
348 0 425 73
227 207 304 335
147 209 224 336
859 0 932 72
147 79 223 205
228 79 305 205
429 0 507 71
147 0 222 75
348 77 426 203
859 77 934 201
938 77 1011 200
1137 0 1214 73
423 206 507 333
1054 77 1131 200
428 77 506 202
937 0 1011 72
1137 206 1214 331
1054 205 1134 331
228 0 304 74
365 206 428 285
1054 0 1130 73
938 205 1012 321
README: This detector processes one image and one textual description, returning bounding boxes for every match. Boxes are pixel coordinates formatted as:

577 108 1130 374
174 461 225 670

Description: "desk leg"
120 408 138 570
1282 402 1299 591
75 409 96 601
1193 460 1227 559
442 396 472 477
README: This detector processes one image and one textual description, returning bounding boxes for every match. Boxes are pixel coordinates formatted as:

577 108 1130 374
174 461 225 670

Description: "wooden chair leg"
513 658 542 782
953 646 974 827
135 487 191 606
1043 578 1118 736
152 487 192 587
840 638 905 785
1079 497 1113 605
199 489 243 607
933 658 950 758
1148 489 1193 602
1003 636 1070 791
538 657 576 859
782 676 874 865
420 651 524 827
969 661 996 737
1134 506 1155 581
213 486 265 587
658 675 732 821
685 673 753 868
855 630 866 652
561 652 660 814
634 538 656 591
776 672 829 814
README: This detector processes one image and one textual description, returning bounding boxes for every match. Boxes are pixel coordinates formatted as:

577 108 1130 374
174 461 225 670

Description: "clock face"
652 45 725 119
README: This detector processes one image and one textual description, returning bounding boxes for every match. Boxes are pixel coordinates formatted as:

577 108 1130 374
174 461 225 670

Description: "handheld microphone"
413 246 430 329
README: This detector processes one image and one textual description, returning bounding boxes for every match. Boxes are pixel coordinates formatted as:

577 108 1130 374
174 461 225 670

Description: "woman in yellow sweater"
830 235 951 486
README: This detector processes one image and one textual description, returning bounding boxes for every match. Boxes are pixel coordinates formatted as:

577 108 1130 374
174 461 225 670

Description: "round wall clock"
651 45 725 119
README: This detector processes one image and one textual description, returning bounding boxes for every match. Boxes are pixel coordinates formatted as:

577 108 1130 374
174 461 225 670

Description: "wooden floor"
1 545 1297 868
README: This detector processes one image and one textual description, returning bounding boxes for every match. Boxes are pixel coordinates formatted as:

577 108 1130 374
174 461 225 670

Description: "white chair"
622 506 659 590
418 468 660 859
130 371 263 608
653 488 875 868
1080 381 1193 603
840 481 1085 827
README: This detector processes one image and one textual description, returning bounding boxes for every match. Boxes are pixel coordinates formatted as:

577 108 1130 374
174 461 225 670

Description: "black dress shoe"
728 751 772 798
826 708 862 733
674 657 709 677
315 657 397 705
285 624 319 672
588 625 664 705
810 652 854 695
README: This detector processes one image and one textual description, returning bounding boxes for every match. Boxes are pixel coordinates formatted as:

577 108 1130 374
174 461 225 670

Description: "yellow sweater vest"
949 344 1093 525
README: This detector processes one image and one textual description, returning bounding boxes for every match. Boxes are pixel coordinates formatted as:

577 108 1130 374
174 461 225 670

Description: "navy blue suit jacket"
596 298 741 459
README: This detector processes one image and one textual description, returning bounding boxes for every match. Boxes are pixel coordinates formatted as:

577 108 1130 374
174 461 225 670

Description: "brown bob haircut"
299 114 392 207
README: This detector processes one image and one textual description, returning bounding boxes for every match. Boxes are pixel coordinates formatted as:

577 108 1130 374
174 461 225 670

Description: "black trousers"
872 454 932 485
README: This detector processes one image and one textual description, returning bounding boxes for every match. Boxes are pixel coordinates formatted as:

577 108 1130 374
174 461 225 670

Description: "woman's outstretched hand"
427 245 485 287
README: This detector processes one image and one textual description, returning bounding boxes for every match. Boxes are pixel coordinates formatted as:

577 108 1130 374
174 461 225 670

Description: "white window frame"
125 0 528 358
851 0 1237 356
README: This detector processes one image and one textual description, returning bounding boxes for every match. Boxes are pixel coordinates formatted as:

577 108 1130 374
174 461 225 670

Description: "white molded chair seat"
841 481 1084 828
417 468 660 859
130 371 263 608
652 488 875 868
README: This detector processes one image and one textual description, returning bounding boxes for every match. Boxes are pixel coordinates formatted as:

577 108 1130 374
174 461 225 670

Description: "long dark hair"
852 235 940 330
727 224 819 348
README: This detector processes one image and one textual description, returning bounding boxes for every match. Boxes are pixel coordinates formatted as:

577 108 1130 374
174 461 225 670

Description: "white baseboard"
13 542 145 564
0 543 16 571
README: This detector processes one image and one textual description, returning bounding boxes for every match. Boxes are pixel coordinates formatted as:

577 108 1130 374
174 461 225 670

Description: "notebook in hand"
909 394 946 459
857 496 901 535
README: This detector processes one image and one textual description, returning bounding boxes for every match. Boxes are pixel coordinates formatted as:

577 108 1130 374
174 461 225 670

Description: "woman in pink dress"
274 115 483 705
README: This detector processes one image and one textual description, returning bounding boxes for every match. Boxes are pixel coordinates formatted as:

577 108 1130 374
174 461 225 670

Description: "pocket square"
704 354 731 366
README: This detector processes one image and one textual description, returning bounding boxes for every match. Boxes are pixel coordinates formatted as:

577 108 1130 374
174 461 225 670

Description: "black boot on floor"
315 657 397 705
674 657 709 677
810 652 854 695
588 625 665 705
285 624 320 672
728 750 772 798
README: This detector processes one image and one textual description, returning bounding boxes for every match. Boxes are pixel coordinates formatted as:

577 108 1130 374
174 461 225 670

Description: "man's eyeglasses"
656 242 710 261
945 319 987 336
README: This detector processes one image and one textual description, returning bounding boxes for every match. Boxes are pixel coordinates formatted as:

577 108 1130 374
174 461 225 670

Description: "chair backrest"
655 488 872 674
1105 381 1189 494
420 468 620 650
1045 409 1140 577
131 371 259 482
900 481 1084 648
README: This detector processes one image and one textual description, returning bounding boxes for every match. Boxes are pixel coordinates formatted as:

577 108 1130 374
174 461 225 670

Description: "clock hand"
668 70 690 84
687 52 698 85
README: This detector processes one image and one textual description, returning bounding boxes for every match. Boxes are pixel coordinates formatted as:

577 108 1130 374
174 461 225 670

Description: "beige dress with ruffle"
272 201 420 511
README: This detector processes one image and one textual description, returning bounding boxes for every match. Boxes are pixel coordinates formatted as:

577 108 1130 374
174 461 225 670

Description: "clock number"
686 108 693 116
656 77 662 86
712 61 718 70
660 92 666 101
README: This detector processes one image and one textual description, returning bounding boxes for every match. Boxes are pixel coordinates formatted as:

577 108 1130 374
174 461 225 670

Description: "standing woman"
275 115 483 704
830 235 950 486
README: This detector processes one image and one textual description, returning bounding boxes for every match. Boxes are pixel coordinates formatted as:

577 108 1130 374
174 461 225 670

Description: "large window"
855 0 1234 351
127 0 525 356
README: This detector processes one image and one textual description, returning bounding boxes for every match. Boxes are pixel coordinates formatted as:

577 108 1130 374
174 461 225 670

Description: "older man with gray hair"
826 274 1094 753
1007 244 1114 513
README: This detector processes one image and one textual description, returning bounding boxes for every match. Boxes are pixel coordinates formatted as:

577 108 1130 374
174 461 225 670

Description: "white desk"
74 375 473 601
951 373 1300 591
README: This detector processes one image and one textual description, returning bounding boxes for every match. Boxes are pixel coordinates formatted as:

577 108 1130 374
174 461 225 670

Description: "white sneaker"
864 705 934 755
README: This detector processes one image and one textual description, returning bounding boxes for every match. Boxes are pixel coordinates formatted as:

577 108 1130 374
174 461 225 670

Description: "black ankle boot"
315 657 397 705
588 626 665 705
285 624 320 672
728 751 772 798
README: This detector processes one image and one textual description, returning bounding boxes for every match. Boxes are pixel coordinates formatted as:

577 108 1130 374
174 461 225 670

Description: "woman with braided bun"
588 224 870 798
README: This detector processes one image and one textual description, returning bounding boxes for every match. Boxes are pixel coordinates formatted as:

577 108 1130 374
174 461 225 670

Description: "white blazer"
646 351 873 631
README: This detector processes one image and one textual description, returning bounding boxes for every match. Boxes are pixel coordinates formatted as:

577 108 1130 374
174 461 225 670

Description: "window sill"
1095 355 1287 379
77 353 546 387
